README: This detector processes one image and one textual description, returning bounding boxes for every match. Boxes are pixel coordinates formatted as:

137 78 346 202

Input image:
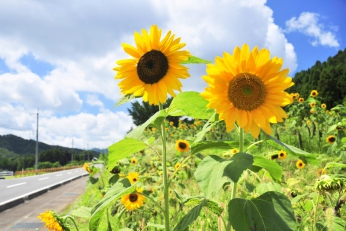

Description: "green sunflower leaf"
180 56 212 64
194 155 232 200
168 91 215 119
228 191 296 231
173 199 207 231
223 153 253 183
264 133 317 164
183 197 223 216
114 94 136 108
251 156 282 181
108 138 148 172
71 206 92 219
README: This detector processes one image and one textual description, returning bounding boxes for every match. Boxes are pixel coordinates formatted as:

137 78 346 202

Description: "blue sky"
0 0 344 149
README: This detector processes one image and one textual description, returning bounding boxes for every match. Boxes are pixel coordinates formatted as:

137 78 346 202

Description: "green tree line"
289 48 346 108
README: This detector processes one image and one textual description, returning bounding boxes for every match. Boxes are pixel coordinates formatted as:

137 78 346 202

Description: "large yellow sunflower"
201 44 294 138
114 25 190 105
37 210 66 231
121 189 145 211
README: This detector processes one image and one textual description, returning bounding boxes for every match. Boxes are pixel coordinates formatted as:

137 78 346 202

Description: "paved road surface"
0 168 87 206
0 175 88 231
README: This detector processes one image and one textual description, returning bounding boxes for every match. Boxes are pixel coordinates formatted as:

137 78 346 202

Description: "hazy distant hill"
0 134 96 155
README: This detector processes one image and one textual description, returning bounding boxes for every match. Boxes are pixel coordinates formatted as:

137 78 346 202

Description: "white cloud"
86 94 104 108
0 0 298 149
285 12 339 47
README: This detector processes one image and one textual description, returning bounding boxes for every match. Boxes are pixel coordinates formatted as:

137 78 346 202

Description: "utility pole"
35 109 39 175
71 138 74 166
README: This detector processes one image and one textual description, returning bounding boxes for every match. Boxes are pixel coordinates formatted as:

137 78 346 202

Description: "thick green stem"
159 103 170 231
313 192 320 231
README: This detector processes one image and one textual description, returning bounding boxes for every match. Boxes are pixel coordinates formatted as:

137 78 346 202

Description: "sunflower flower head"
317 168 327 177
174 162 181 170
37 210 69 231
114 25 191 105
278 150 287 160
310 90 318 97
127 172 140 184
298 98 304 103
121 188 146 211
201 44 294 138
175 139 190 152
296 159 306 169
326 135 336 144
131 157 138 165
321 103 327 109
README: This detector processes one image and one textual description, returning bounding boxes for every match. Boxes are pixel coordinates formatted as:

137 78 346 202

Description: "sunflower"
306 120 311 125
309 102 316 108
278 150 287 159
127 172 140 184
310 109 316 114
121 188 146 211
310 90 318 97
201 44 294 138
321 103 327 109
298 97 304 103
296 160 306 169
326 135 336 144
131 157 138 165
231 148 239 154
38 210 67 231
175 139 190 152
317 168 327 176
174 162 181 170
113 25 190 105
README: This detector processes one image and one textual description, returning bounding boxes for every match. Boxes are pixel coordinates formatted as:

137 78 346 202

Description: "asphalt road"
0 168 88 211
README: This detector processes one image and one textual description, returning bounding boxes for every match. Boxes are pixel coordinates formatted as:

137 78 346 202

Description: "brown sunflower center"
179 142 187 150
129 194 138 202
228 73 266 111
328 137 336 143
137 50 168 84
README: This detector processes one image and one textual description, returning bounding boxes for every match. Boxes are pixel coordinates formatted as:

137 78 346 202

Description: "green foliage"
194 154 253 199
228 191 296 231
289 48 346 108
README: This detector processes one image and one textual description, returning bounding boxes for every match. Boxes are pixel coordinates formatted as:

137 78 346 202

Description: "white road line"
38 177 49 181
7 182 27 188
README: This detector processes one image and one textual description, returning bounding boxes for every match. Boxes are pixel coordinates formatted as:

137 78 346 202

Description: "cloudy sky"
0 0 345 150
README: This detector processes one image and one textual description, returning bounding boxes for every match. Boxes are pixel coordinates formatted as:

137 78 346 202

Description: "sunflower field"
39 25 346 231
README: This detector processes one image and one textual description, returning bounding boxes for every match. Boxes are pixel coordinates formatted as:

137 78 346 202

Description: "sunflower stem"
159 103 170 231
64 216 79 231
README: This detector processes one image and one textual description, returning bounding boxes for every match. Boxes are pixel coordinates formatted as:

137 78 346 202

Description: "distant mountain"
90 148 108 153
0 134 94 155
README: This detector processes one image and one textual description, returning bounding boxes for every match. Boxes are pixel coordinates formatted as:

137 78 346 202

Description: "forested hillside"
289 48 346 108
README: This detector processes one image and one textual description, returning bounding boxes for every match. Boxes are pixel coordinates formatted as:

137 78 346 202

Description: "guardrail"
0 171 14 177
13 165 83 177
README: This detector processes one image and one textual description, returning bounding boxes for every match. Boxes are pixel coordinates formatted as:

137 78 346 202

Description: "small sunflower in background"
201 44 293 138
298 97 304 103
317 168 327 177
309 102 316 108
321 103 327 109
296 160 306 169
113 25 190 105
175 139 190 152
131 157 138 165
231 148 239 155
310 90 318 97
174 162 181 170
310 109 316 114
326 135 336 144
278 150 287 160
121 188 145 211
127 172 140 184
